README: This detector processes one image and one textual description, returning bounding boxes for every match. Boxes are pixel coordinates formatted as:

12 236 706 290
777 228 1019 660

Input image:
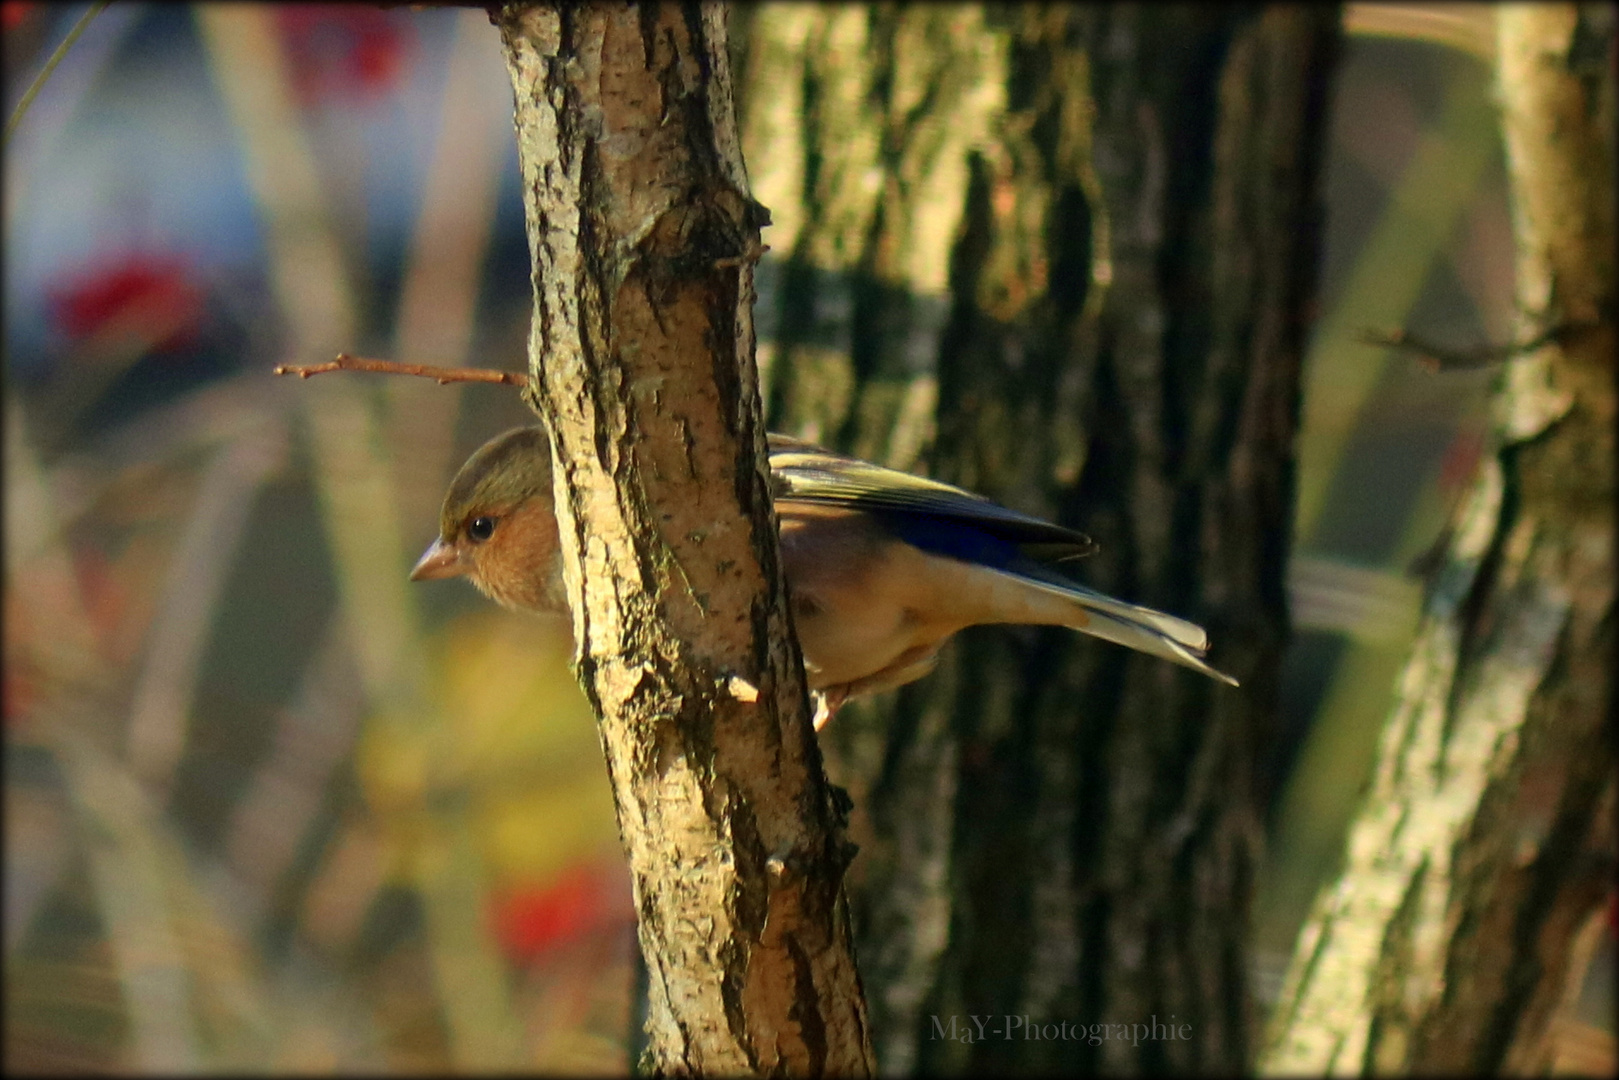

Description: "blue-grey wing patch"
767 434 1097 557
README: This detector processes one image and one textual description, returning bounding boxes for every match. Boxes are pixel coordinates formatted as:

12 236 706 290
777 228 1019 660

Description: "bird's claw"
812 687 850 731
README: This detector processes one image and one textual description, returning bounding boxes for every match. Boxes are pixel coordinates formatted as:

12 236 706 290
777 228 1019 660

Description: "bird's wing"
767 434 1239 687
767 435 1096 555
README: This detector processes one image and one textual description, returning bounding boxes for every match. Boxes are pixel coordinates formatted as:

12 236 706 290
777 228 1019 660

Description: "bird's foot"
811 686 850 731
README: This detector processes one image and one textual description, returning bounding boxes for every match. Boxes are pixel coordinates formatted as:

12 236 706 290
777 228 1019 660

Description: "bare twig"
712 241 771 269
273 353 531 389
1358 320 1606 372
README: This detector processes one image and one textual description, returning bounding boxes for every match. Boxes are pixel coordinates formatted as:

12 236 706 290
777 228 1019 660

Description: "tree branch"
1358 318 1610 372
274 353 531 387
490 4 872 1073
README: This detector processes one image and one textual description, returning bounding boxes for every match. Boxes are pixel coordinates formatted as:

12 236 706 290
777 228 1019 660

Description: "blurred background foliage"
2 2 1610 1074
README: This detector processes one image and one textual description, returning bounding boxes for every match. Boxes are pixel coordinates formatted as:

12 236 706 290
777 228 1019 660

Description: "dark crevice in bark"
1472 730 1613 1072
733 5 1337 1071
1444 442 1522 753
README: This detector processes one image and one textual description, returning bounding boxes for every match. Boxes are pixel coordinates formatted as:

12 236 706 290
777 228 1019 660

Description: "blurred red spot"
275 6 412 107
490 861 633 963
48 255 205 353
2 2 35 31
3 659 38 724
1438 428 1485 492
73 546 128 656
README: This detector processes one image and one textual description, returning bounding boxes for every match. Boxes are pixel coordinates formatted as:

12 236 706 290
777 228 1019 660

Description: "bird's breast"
777 505 970 690
776 502 1094 691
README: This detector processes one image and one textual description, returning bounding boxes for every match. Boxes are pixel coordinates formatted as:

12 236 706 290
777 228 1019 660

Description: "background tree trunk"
736 5 1339 1072
493 5 873 1073
1260 5 1615 1074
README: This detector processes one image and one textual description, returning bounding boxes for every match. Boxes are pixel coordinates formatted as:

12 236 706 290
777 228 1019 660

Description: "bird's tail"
1004 571 1241 687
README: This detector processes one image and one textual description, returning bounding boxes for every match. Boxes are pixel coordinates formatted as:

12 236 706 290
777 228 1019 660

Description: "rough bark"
491 5 873 1074
739 9 1009 1073
1260 5 1616 1074
739 5 1338 1073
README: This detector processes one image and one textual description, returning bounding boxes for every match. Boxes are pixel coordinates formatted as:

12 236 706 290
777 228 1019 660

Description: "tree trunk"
491 5 873 1073
1260 5 1616 1073
737 5 1339 1072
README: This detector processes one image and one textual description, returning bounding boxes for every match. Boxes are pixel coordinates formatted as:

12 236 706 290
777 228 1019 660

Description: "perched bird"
411 427 1238 727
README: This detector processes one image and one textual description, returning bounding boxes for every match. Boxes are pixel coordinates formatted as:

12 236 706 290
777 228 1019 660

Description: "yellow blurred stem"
52 727 287 1071
1259 54 1500 979
4 1 109 147
433 611 618 886
194 6 526 1069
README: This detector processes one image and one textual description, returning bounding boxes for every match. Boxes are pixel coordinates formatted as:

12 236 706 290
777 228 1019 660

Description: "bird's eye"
467 516 497 542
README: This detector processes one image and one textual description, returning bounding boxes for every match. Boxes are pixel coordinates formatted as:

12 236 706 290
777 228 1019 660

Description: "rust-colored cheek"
468 498 568 614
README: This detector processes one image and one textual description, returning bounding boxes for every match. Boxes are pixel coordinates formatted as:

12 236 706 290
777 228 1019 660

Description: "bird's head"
409 426 567 614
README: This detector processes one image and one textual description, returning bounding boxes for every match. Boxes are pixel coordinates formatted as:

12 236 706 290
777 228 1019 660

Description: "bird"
410 426 1239 728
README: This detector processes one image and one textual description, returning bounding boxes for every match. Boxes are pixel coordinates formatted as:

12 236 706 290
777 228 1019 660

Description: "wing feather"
765 434 1239 687
767 435 1096 555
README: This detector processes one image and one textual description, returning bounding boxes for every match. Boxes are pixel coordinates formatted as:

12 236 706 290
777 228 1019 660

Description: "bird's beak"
409 538 466 581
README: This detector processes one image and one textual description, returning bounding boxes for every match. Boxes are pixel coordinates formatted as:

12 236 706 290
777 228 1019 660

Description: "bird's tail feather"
1005 569 1240 686
1052 580 1211 652
1074 606 1241 686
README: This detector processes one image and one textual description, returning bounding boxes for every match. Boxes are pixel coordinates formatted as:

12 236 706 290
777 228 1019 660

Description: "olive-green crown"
439 426 553 538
